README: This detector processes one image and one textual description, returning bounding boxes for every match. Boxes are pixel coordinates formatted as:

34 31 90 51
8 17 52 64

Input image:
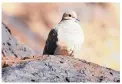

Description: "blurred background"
2 3 120 71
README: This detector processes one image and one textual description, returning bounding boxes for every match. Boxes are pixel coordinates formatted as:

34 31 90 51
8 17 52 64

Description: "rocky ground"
2 23 120 82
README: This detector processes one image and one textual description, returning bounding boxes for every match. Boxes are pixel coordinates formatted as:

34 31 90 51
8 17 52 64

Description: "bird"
43 10 84 57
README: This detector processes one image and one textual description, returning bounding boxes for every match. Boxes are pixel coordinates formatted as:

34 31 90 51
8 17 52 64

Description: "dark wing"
43 29 58 55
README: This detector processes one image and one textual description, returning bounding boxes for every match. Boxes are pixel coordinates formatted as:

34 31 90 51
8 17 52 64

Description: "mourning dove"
43 10 84 57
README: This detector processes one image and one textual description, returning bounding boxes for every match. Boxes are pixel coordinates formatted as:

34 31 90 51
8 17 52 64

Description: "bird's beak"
76 19 80 22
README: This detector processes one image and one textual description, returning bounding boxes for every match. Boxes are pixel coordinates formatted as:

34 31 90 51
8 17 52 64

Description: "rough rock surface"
2 23 120 82
2 23 35 58
2 55 120 82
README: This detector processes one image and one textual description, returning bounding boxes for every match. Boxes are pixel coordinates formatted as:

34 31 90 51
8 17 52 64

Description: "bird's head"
62 10 79 21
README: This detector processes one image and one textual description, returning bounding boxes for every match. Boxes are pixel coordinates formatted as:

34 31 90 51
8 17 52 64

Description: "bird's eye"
69 14 71 17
